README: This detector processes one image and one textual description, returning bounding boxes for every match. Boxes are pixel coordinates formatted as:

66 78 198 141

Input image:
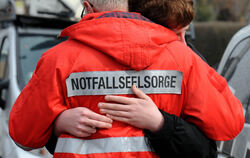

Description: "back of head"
86 0 128 11
129 0 194 30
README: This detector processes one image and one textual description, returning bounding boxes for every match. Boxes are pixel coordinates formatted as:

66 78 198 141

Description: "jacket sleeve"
144 110 218 158
9 53 68 149
45 131 58 154
181 46 245 141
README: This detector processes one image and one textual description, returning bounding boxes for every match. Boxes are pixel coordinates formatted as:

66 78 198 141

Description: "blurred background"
9 0 250 67
191 0 250 67
12 0 83 19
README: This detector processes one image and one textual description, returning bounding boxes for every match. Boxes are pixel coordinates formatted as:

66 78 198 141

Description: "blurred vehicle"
217 24 250 158
0 0 77 158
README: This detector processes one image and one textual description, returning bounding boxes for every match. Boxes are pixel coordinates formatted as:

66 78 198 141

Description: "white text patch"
66 70 183 97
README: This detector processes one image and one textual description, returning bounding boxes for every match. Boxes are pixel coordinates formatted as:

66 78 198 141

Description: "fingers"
106 114 129 123
75 126 96 138
75 132 92 138
104 86 150 104
99 109 129 118
85 117 112 129
98 102 130 111
78 125 96 134
79 108 113 129
132 85 150 100
104 95 134 104
83 108 113 124
79 109 112 129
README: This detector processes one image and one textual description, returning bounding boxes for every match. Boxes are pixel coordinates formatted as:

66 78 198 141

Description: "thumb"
132 85 150 100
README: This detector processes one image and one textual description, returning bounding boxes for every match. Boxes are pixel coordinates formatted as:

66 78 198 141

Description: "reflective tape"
55 137 151 155
66 70 183 97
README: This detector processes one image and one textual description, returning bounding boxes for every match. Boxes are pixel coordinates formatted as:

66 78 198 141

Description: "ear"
83 1 95 13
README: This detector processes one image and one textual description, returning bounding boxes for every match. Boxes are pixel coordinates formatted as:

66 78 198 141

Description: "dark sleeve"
45 132 57 155
144 110 218 158
187 42 208 63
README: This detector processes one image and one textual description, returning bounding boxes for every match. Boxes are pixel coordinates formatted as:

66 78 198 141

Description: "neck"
116 7 128 12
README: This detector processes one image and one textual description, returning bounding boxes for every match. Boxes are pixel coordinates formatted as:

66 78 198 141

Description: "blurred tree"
211 0 249 21
217 7 234 21
195 0 214 21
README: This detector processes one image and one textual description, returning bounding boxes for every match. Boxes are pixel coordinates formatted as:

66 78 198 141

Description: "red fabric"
53 151 158 158
9 11 244 156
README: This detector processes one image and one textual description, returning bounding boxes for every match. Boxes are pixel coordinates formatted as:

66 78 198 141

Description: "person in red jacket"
46 0 234 157
49 0 217 157
54 0 195 136
9 0 244 157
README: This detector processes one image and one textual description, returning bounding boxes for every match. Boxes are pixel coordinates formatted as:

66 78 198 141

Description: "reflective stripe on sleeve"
55 137 151 155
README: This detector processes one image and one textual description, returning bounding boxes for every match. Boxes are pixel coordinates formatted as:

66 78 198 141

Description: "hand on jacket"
54 107 113 137
99 85 164 132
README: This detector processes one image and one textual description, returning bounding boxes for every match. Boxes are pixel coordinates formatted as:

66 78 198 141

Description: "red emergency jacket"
9 12 244 158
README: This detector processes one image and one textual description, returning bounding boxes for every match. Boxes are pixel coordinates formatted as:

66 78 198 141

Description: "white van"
0 0 77 157
217 24 250 158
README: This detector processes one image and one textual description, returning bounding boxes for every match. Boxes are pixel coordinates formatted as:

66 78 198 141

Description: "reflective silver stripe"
66 70 183 97
55 137 151 155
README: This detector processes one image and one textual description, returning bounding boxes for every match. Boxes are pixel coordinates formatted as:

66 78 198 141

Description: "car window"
0 36 9 109
219 37 250 157
18 34 66 89
221 37 250 123
0 37 9 80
